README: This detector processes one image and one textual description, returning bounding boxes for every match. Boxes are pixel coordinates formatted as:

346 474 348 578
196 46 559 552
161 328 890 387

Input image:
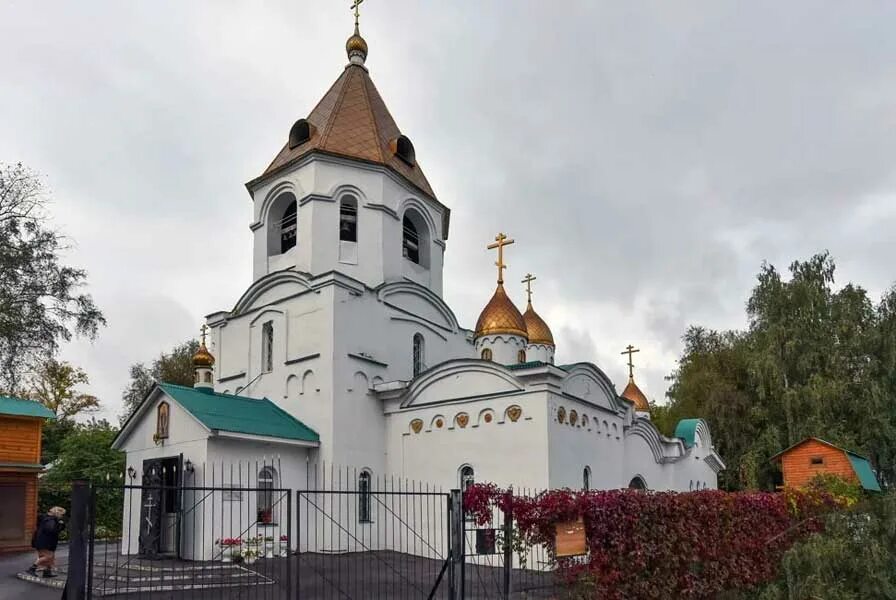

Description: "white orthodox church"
113 19 723 558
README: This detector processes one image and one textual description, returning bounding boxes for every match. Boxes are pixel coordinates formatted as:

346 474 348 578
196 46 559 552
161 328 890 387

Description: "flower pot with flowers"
241 547 259 565
279 534 289 558
263 536 275 558
216 538 242 562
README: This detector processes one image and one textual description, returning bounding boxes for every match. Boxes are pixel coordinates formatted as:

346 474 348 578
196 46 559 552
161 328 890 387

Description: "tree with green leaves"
0 162 105 389
660 252 896 490
22 359 99 420
120 339 198 422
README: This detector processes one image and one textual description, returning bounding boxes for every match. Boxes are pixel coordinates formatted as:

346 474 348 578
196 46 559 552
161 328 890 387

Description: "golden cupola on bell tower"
620 344 650 418
521 273 555 364
474 233 529 365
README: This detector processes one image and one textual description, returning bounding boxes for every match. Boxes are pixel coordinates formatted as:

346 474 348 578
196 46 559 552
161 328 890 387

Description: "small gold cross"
350 0 364 27
200 324 209 347
487 232 515 284
621 344 640 379
521 273 537 303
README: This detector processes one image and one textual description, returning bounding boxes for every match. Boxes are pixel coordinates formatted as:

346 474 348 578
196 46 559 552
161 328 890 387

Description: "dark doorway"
138 456 181 557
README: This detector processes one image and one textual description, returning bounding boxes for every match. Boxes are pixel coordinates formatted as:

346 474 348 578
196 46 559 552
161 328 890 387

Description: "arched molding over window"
413 333 425 377
257 466 278 523
628 475 647 491
358 470 372 523
583 466 591 491
401 207 432 267
267 192 298 256
339 195 358 242
481 348 493 361
156 402 170 440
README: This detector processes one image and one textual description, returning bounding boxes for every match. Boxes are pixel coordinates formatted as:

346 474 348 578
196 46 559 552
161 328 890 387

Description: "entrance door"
138 459 163 557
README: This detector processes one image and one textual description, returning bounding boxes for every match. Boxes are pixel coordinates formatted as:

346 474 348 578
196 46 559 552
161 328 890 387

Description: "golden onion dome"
621 377 650 413
192 342 215 368
522 302 554 346
346 26 368 63
475 284 528 339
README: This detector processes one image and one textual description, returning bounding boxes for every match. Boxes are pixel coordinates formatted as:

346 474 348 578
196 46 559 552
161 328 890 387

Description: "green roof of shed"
0 396 55 420
846 453 881 492
159 384 319 443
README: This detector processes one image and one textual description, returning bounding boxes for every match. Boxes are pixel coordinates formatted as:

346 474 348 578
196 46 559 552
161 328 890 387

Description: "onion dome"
522 301 554 346
192 342 215 368
475 284 528 339
621 377 649 412
346 25 368 64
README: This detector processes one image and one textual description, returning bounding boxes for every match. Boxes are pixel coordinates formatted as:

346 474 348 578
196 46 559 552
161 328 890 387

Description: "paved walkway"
0 546 68 600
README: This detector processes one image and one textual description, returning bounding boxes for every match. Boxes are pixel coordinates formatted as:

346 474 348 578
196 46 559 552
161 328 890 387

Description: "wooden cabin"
771 437 881 492
0 396 55 553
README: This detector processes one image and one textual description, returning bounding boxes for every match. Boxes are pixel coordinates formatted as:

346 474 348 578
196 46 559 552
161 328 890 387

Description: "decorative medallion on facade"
569 410 578 426
435 418 444 429
506 405 522 422
456 413 469 428
410 419 423 434
484 413 493 423
557 406 566 424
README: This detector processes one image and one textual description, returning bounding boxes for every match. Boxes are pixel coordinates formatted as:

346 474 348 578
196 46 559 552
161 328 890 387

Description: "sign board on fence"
554 518 586 557
475 528 497 555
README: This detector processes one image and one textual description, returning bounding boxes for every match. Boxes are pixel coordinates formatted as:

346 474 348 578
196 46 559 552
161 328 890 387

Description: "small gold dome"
621 377 649 412
192 342 215 368
346 27 368 62
475 284 528 339
522 302 554 346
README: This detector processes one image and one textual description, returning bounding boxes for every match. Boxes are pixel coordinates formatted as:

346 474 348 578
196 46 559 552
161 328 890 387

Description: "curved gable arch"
233 270 313 315
377 281 461 333
626 419 666 464
402 359 525 408
561 363 618 409
329 183 370 207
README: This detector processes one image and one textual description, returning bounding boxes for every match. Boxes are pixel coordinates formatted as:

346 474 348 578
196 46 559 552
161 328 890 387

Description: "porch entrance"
137 455 181 557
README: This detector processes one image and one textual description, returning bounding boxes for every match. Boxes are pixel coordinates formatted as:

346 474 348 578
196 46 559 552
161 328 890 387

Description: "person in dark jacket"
28 506 66 578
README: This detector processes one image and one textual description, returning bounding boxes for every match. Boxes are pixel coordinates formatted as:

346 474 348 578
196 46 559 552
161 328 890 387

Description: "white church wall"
622 430 673 491
546 396 627 490
474 334 528 366
386 392 549 491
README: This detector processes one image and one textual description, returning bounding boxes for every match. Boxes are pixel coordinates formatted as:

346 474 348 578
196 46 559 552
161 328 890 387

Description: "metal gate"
295 468 454 598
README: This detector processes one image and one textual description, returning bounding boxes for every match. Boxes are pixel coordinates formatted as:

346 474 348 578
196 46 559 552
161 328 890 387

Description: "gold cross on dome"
487 232 515 284
200 324 209 347
350 0 364 27
522 273 537 303
621 344 640 379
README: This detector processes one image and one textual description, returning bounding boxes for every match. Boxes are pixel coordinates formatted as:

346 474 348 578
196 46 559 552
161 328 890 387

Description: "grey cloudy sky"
2 1 894 422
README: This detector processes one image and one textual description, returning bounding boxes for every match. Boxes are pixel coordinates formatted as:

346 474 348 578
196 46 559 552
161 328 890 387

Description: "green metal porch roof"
0 396 55 420
159 383 319 443
674 418 702 448
846 452 882 492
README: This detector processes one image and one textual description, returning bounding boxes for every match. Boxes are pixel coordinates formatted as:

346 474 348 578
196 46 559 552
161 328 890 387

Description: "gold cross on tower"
350 0 364 28
621 344 640 379
487 232 515 284
200 324 209 347
522 273 537 304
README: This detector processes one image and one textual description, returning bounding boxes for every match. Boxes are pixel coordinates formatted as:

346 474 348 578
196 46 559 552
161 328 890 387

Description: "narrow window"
340 197 358 242
583 466 591 491
460 465 475 492
358 471 372 523
518 349 526 364
810 456 824 465
280 201 297 253
413 333 425 377
257 467 276 523
481 348 492 361
203 371 212 383
402 216 420 264
262 321 274 373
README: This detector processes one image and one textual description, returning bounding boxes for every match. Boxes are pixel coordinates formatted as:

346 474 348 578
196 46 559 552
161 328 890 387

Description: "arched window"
413 333 425 377
459 465 475 492
402 215 420 263
340 196 358 242
518 349 526 364
394 135 416 165
689 480 694 491
481 348 493 361
583 466 591 491
280 201 297 253
262 321 274 373
288 119 311 148
156 402 170 440
203 371 212 383
257 467 277 523
358 471 372 522
628 476 647 491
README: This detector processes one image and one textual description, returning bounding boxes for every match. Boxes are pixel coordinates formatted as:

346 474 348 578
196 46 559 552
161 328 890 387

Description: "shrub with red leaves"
463 484 842 599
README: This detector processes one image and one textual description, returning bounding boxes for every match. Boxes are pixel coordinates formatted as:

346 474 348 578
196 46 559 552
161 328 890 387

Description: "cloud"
2 1 894 416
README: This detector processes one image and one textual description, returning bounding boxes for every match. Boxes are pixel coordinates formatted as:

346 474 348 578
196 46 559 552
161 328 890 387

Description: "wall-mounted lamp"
126 466 137 481
184 459 195 476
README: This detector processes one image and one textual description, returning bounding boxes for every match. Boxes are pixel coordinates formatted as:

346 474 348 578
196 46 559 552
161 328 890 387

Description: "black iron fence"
61 474 567 599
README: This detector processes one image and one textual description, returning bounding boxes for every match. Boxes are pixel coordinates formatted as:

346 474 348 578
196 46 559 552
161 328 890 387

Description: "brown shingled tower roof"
251 64 436 200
